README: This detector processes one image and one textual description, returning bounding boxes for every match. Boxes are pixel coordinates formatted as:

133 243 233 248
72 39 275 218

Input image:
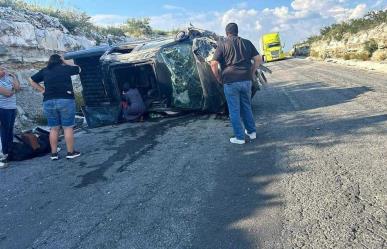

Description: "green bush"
364 39 378 56
95 26 126 37
122 18 152 37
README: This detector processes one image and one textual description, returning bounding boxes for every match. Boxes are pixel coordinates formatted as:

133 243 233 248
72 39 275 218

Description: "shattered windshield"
268 42 281 48
159 43 203 109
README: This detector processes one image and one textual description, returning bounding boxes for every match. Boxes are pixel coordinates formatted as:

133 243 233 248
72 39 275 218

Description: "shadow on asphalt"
191 81 385 248
2 79 385 249
74 115 198 188
260 81 374 113
191 141 300 248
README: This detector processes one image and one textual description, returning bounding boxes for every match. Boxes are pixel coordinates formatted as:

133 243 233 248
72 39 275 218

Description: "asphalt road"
1 58 386 249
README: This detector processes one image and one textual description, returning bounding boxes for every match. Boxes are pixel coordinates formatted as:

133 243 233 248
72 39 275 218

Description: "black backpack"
8 129 50 161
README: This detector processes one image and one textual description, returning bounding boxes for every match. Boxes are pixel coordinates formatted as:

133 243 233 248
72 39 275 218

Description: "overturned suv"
65 27 260 128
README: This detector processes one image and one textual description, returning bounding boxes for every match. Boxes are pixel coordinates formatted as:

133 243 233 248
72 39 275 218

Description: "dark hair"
226 23 238 36
47 54 63 69
122 83 131 92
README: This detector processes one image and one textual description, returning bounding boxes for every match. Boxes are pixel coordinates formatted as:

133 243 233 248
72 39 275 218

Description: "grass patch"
371 50 387 61
344 52 370 61
310 50 320 58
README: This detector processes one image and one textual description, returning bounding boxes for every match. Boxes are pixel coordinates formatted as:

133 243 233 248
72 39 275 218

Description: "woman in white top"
0 67 20 168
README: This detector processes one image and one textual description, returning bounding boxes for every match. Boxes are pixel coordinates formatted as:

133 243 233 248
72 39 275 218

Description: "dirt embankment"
310 24 387 61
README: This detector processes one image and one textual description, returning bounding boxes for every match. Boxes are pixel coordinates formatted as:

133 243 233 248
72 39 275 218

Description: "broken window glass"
192 37 226 112
192 37 218 63
159 43 203 109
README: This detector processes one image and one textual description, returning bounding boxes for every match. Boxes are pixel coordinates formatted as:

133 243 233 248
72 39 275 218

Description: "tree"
123 18 153 37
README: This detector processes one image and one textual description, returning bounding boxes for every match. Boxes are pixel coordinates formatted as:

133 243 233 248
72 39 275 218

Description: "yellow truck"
261 33 286 62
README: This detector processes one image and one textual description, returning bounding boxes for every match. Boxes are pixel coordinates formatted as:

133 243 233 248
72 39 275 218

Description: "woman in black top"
29 54 82 160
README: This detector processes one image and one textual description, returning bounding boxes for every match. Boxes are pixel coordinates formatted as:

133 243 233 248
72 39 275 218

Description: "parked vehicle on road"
261 32 286 62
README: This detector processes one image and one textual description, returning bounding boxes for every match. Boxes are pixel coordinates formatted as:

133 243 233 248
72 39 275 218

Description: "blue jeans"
0 108 16 155
224 81 256 140
43 99 76 128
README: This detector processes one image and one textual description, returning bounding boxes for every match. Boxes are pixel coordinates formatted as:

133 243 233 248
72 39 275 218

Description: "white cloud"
163 4 186 11
255 21 262 32
349 4 368 19
93 1 379 50
291 0 327 12
91 14 128 26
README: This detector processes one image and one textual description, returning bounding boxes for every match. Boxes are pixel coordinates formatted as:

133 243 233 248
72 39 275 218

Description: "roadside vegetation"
301 10 387 61
0 0 175 38
307 10 387 43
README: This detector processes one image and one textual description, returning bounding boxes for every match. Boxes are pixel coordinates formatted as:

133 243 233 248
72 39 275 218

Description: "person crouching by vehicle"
121 83 146 122
29 54 81 160
0 67 20 168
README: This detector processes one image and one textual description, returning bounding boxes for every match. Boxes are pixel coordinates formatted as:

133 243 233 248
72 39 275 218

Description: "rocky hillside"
0 7 96 64
309 23 387 61
292 10 387 62
0 6 130 131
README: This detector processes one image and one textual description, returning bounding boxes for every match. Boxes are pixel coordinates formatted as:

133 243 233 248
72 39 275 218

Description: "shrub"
371 50 387 61
350 52 370 61
123 18 153 37
364 39 378 56
310 50 320 58
94 26 126 37
343 53 351 60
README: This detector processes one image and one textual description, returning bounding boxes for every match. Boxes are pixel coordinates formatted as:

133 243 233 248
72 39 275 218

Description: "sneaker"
245 130 257 140
50 153 59 161
0 154 8 161
230 137 245 144
0 161 9 169
66 151 81 159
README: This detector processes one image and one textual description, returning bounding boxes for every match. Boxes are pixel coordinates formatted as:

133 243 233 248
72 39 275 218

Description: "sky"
27 0 387 49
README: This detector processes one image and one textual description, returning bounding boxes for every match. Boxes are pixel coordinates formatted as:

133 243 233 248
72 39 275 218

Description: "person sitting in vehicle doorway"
0 67 21 168
121 83 146 122
29 54 81 161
